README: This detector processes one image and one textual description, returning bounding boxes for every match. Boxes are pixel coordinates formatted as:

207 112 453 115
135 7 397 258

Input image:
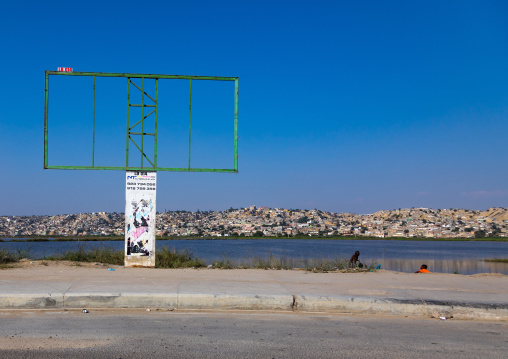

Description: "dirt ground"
5 259 112 269
3 259 505 277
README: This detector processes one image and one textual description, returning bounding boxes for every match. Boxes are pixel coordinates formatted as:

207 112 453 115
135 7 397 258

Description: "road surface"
1 310 507 358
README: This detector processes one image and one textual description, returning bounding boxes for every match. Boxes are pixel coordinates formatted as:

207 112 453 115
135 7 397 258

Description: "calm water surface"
2 238 507 275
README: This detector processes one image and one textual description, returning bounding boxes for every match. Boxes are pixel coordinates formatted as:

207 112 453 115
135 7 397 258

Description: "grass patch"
45 245 124 265
0 248 31 268
252 252 293 270
0 249 21 264
42 245 206 268
300 257 378 272
301 257 349 272
212 254 237 269
156 247 205 268
211 252 379 272
484 259 508 263
15 244 379 272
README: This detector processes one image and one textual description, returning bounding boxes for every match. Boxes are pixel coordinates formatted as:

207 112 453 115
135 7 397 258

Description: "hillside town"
1 206 508 239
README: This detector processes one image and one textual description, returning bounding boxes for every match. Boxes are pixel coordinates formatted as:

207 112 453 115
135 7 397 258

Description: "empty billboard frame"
44 71 239 173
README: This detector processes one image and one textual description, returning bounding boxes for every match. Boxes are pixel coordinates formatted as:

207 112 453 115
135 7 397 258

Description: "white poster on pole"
125 171 157 267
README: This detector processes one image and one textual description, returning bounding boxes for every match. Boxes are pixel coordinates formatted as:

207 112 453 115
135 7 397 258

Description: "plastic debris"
146 309 151 312
107 268 115 271
376 264 382 269
439 316 446 320
30 262 34 264
83 309 89 313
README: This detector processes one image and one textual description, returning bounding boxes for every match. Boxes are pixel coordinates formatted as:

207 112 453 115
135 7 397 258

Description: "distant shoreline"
1 235 507 242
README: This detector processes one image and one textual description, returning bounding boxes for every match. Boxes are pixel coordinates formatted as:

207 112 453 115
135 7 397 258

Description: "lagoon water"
2 238 508 275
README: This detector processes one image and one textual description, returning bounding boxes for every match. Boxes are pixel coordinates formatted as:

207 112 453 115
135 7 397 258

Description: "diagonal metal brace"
129 109 155 130
129 80 156 102
129 136 155 168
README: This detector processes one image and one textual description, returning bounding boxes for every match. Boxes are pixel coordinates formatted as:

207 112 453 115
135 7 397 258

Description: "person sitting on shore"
415 264 430 273
350 251 363 268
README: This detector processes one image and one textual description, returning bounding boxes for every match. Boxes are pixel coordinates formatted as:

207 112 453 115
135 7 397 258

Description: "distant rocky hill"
370 207 508 223
480 208 508 222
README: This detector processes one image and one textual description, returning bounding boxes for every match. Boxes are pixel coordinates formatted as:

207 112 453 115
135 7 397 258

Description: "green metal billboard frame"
44 71 239 173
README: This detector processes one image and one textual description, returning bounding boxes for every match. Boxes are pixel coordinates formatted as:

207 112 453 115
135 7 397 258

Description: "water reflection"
376 258 508 275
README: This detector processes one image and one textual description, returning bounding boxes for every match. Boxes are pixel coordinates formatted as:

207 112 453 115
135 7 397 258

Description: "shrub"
0 248 31 265
46 245 123 265
156 247 205 268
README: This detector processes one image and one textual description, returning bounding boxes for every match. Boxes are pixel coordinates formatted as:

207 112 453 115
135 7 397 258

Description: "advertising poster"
125 171 156 267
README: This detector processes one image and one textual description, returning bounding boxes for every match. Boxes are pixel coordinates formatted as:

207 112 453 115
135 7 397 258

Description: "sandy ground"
4 259 506 277
3 259 112 269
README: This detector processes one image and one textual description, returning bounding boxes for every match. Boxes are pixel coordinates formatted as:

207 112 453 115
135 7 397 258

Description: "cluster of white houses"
1 206 507 238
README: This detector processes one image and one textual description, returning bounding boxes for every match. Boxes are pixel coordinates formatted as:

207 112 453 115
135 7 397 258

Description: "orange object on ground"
417 268 430 273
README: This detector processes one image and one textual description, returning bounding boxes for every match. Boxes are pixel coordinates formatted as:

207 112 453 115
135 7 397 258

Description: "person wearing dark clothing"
350 251 363 267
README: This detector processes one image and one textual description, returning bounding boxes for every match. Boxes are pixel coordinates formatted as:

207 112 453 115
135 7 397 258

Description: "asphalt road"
0 310 507 358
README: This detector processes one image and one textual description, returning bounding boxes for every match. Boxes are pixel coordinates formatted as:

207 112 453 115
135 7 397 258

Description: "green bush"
43 245 206 268
0 248 31 264
212 254 236 269
252 252 292 270
156 247 205 268
46 245 124 265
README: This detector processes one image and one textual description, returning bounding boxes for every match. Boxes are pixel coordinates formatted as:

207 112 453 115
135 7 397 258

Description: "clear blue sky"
1 0 507 215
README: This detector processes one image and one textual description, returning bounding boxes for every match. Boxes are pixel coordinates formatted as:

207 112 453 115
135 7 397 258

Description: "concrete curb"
295 295 508 320
0 294 63 309
1 293 507 320
177 293 292 311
